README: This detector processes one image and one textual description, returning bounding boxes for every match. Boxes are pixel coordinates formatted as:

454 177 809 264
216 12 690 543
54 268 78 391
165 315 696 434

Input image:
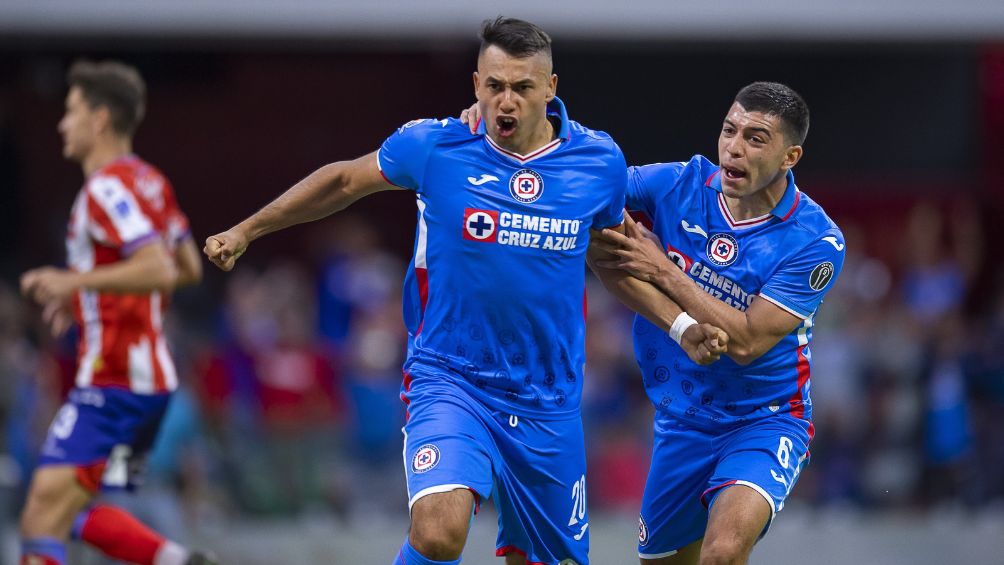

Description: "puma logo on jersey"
468 174 500 186
822 236 844 251
681 220 708 238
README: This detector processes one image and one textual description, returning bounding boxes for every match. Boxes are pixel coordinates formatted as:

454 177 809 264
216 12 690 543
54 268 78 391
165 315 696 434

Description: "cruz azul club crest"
412 444 441 473
509 169 544 203
706 233 739 267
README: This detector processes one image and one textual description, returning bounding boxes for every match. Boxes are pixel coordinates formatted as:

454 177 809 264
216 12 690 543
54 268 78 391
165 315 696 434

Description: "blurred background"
2 1 1004 563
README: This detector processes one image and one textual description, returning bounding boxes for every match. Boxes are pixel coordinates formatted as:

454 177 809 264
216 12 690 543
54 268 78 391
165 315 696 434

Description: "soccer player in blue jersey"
591 82 845 564
204 17 726 565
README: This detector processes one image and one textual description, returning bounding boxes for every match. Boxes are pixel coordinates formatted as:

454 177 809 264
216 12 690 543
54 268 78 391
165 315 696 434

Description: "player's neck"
723 172 787 220
81 138 133 177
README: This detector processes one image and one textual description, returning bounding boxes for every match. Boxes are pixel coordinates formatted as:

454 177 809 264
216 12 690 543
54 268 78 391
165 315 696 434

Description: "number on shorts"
568 475 587 527
50 405 78 440
101 444 133 488
776 436 793 469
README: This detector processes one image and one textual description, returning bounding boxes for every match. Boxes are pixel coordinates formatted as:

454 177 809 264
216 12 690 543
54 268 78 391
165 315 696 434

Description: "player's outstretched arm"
594 216 800 365
204 151 399 271
588 224 727 366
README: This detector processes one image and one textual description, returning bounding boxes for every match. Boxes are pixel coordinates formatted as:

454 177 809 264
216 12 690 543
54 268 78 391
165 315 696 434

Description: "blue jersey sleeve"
377 119 440 191
594 146 628 228
626 162 687 217
759 233 846 319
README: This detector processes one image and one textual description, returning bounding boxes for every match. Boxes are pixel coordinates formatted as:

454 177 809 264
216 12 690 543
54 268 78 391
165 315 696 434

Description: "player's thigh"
702 483 771 561
493 413 589 565
704 416 811 541
639 417 715 561
20 465 93 537
410 487 477 550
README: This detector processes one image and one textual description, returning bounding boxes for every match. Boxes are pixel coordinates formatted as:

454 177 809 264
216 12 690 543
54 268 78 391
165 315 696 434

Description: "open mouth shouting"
496 115 518 137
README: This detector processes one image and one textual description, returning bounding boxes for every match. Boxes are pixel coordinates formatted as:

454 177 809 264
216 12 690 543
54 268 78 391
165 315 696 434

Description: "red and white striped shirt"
66 154 190 393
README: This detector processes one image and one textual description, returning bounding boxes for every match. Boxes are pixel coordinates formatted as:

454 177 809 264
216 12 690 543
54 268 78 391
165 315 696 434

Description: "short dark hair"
479 16 552 59
67 59 146 136
734 82 809 145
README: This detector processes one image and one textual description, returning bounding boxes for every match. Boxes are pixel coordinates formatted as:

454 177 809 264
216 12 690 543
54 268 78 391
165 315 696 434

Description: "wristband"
669 312 698 345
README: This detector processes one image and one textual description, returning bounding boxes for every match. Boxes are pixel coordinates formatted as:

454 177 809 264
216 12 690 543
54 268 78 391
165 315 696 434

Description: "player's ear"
93 105 113 135
781 145 803 171
546 74 557 102
473 71 481 99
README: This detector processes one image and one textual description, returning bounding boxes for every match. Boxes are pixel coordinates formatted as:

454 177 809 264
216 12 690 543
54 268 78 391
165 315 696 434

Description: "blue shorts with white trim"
638 412 810 559
402 371 589 565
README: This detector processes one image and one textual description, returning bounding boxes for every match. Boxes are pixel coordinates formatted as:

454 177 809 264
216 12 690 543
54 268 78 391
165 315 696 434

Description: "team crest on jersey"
412 444 441 473
706 233 739 267
809 261 835 291
463 208 499 242
638 515 650 545
509 169 544 203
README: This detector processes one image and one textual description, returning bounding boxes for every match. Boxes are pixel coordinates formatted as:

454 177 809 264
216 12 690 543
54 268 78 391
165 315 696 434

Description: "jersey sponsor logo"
467 173 500 186
666 243 694 272
412 444 441 473
638 514 650 545
809 261 835 291
688 261 754 311
114 200 132 217
822 236 844 251
509 168 544 203
681 219 708 238
706 233 739 266
463 208 498 242
463 208 583 251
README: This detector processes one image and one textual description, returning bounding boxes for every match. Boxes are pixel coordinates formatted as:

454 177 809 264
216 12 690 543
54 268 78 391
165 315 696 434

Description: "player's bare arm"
204 151 399 271
21 241 177 305
594 215 801 365
588 223 728 366
174 235 203 288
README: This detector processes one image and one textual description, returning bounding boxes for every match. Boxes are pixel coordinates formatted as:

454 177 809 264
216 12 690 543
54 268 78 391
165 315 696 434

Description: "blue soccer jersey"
627 155 844 432
378 97 627 419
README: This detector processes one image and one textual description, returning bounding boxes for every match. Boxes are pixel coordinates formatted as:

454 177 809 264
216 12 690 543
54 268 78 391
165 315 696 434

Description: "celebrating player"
18 60 214 565
204 17 724 565
591 82 845 564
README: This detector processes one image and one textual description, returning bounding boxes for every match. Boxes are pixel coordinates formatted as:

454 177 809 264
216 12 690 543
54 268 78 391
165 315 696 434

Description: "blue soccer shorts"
402 372 589 565
637 412 811 560
38 387 171 492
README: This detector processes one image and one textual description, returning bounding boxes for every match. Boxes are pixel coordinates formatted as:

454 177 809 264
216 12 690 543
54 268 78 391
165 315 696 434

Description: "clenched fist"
204 228 250 271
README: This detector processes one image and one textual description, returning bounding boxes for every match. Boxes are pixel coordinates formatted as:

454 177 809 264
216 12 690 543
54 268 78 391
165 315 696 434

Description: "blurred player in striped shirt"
18 60 214 565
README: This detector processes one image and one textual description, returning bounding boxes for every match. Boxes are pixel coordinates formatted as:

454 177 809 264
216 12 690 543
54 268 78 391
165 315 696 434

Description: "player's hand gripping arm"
594 215 801 365
21 242 177 305
588 223 728 365
204 151 398 271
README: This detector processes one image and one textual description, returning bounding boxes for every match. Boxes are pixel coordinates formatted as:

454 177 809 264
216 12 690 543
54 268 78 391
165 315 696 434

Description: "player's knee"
409 525 467 560
699 535 750 565
20 468 89 536
409 491 473 560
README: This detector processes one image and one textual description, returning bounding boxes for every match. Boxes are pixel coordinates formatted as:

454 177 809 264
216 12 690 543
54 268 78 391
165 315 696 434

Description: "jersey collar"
477 96 571 164
706 168 801 227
